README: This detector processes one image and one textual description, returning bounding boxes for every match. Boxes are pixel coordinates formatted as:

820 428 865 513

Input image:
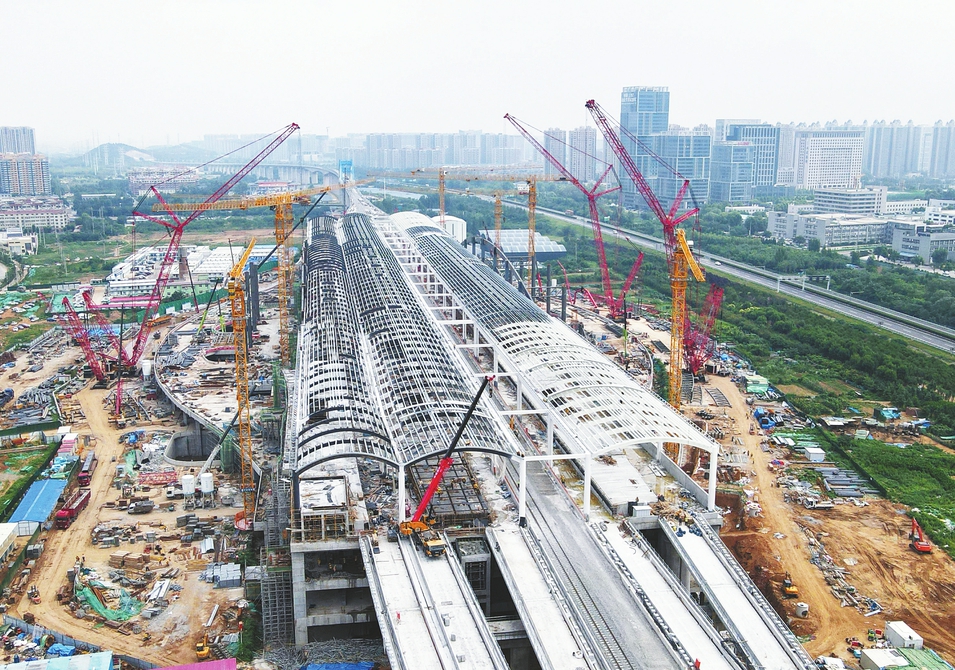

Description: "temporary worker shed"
804 447 826 463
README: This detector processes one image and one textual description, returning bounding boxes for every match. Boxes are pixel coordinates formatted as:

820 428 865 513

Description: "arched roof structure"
293 213 517 475
395 212 719 456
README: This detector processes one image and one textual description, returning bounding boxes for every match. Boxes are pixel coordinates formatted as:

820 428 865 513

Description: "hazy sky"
5 0 953 153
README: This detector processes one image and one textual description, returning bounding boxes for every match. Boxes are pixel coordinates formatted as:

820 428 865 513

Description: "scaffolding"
260 547 294 650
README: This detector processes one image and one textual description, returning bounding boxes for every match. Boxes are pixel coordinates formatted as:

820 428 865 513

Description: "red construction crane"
65 124 299 400
61 298 107 381
401 375 495 534
585 100 698 266
504 114 639 317
683 283 724 376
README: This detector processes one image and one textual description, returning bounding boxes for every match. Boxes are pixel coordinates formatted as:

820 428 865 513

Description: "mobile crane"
399 375 495 556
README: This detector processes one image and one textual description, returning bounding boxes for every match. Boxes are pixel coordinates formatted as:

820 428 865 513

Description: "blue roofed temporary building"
9 479 67 532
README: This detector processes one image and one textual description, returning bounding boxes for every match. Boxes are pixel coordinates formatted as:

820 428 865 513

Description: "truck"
165 486 185 500
402 521 447 557
77 451 98 486
55 488 91 529
128 500 155 515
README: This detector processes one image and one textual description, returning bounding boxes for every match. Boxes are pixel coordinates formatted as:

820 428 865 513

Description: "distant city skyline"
4 1 955 153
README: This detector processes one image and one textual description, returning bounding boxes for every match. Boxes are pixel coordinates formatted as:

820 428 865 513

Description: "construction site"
0 112 948 670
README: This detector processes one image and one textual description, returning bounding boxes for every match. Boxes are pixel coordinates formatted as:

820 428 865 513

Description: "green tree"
932 248 950 266
807 238 821 252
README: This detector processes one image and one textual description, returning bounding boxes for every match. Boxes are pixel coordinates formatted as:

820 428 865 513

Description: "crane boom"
585 100 697 265
505 114 624 314
229 239 257 521
121 123 298 369
61 298 107 381
408 375 495 525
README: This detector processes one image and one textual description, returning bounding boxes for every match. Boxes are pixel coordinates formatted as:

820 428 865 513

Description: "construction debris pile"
264 639 389 670
797 524 883 617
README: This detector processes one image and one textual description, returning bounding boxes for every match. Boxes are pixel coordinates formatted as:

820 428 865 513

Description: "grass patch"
776 384 816 397
821 432 955 558
0 323 53 351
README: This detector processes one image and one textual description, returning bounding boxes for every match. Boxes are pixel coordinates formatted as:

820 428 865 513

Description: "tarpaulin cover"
8 479 67 523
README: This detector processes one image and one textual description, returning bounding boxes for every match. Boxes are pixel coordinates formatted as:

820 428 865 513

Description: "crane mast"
229 239 257 521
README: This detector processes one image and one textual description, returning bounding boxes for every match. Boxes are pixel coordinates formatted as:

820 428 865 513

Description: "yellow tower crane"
669 228 706 411
154 180 367 366
228 238 257 521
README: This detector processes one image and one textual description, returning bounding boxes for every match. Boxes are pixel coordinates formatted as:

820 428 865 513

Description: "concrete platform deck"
488 525 590 669
665 522 806 670
361 532 507 670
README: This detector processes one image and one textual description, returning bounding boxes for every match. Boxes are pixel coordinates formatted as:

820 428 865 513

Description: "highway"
506 201 955 355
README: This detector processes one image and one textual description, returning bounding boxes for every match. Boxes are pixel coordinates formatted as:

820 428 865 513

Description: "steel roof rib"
396 213 718 456
294 213 516 474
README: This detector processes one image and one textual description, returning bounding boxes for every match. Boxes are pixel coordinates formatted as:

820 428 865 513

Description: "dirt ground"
8 385 240 666
699 373 955 663
579 309 955 663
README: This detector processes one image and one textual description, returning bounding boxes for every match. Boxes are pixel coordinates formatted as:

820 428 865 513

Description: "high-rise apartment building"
481 133 523 165
542 128 566 178
793 129 864 189
0 127 36 155
709 141 754 202
567 126 597 183
864 121 923 178
725 124 779 196
929 121 955 179
0 154 51 196
620 86 669 208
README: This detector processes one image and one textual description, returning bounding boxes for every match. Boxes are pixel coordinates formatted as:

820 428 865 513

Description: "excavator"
910 517 932 553
196 633 210 660
781 572 799 598
398 376 495 557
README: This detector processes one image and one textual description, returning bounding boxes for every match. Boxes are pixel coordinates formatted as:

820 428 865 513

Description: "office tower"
726 124 780 196
714 119 759 142
793 129 864 189
709 141 755 202
652 130 710 208
620 86 669 208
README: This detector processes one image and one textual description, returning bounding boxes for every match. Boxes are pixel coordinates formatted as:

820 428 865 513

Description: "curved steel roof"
293 213 517 474
400 213 719 455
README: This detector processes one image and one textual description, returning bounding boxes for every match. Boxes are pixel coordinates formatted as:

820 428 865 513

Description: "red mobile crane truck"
399 376 495 557
55 489 91 529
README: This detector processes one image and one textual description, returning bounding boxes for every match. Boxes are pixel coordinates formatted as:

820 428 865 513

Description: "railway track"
522 464 651 670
